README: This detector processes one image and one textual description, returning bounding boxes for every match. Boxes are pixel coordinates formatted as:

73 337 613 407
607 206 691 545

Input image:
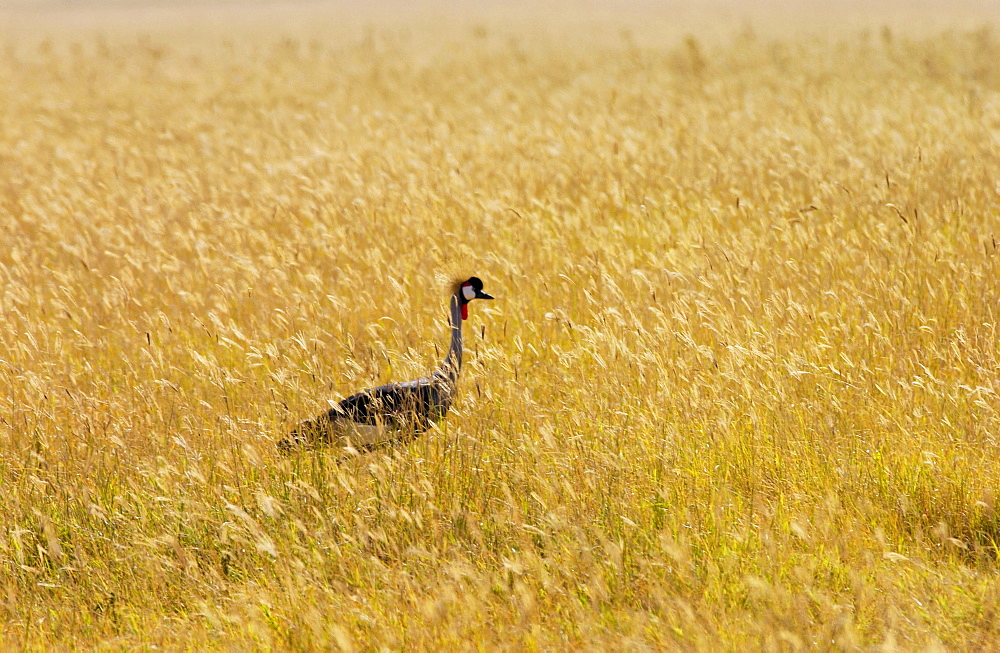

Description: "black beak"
476 290 494 300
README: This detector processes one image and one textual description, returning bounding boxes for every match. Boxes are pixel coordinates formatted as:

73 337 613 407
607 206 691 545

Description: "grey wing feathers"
280 372 455 453
333 373 452 427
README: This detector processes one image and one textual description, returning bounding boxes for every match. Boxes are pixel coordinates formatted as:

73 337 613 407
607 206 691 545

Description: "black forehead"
466 277 484 290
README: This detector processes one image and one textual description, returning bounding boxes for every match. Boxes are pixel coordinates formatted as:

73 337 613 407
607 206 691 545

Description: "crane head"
458 276 493 320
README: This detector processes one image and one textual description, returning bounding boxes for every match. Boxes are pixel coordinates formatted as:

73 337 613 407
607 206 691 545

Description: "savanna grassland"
2 2 1000 649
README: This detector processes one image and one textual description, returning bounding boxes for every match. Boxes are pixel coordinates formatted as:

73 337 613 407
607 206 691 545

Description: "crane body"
280 276 492 455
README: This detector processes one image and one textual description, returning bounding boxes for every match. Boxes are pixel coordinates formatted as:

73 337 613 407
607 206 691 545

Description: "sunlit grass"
1 6 1000 648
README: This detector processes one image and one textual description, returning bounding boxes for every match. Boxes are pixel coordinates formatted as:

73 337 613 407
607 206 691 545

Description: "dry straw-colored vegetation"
2 2 1000 648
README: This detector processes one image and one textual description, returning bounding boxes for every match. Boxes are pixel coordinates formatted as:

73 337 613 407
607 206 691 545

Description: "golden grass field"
2 1 1000 648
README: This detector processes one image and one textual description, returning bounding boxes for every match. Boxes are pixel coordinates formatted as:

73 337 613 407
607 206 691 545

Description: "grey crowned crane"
279 276 494 454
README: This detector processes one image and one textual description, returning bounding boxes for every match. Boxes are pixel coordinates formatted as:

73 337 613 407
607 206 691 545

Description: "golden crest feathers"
433 267 474 296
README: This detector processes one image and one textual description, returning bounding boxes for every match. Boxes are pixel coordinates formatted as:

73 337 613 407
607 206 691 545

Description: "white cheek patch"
462 284 476 301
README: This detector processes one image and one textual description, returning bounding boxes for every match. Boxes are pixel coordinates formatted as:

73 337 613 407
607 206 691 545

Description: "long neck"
441 293 463 382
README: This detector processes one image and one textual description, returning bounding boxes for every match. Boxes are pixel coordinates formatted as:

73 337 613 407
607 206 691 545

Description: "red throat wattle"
461 304 469 321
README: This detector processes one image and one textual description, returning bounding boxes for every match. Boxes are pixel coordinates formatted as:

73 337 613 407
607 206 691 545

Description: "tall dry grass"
2 7 1000 649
